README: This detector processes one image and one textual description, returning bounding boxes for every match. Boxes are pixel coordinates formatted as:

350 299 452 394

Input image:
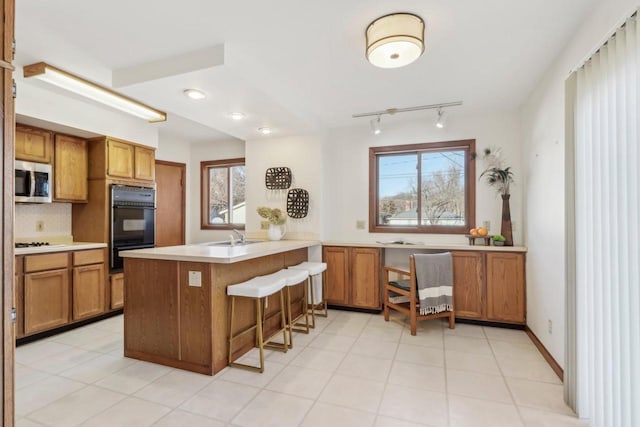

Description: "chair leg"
228 296 236 365
279 290 289 351
383 286 390 321
317 271 328 317
307 277 316 329
255 298 265 373
286 287 294 349
410 299 417 336
449 311 455 329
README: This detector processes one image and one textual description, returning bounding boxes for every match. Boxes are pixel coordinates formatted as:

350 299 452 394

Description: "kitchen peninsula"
120 240 320 375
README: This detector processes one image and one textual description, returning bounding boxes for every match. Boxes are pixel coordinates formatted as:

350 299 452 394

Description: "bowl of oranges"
466 227 491 245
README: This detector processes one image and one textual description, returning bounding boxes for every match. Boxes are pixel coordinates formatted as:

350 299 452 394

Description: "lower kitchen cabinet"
323 246 381 309
452 250 526 324
16 247 112 338
110 273 124 309
24 268 70 335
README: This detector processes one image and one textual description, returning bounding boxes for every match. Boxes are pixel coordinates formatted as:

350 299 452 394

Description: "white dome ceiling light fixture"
366 13 425 69
183 88 206 100
258 127 272 135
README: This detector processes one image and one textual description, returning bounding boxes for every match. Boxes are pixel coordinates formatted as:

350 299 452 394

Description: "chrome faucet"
232 229 245 244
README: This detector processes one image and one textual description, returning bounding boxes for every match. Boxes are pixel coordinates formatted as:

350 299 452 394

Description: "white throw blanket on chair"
414 253 453 315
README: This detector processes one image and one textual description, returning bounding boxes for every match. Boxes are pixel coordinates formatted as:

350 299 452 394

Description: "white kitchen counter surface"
15 242 107 256
321 240 528 252
120 240 321 264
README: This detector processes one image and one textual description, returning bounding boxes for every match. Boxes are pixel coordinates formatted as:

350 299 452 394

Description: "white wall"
323 109 523 244
245 134 324 240
188 140 246 243
520 0 638 368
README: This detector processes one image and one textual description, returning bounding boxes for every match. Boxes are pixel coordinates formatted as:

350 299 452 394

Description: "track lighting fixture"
353 101 462 132
435 108 446 128
370 115 382 135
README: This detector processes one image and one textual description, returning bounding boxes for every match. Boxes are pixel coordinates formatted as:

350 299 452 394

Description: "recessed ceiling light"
258 127 272 135
183 89 206 100
229 112 246 120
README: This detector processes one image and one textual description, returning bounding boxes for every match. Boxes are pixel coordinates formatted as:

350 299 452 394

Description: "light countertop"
15 242 107 256
321 240 527 253
120 240 321 264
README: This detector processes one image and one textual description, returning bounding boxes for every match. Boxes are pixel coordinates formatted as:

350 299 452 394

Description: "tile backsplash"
15 203 72 238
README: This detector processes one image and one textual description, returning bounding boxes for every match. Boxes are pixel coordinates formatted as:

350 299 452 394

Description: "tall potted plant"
479 147 514 246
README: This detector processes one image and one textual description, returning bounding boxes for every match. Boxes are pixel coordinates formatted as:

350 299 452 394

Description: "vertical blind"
575 13 640 427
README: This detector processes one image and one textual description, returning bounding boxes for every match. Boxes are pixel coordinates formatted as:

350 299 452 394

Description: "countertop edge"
320 241 528 252
15 242 108 256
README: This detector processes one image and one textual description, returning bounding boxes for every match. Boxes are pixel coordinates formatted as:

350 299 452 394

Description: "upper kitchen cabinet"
88 136 155 182
54 134 88 202
15 124 53 163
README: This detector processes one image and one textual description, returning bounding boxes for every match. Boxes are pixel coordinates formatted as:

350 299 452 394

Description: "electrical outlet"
36 221 44 232
548 319 553 334
482 220 490 230
260 220 270 230
356 220 366 230
188 271 202 287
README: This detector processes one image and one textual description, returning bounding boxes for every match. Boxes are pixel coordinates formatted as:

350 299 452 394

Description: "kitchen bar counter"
120 239 320 263
15 242 107 255
122 241 316 375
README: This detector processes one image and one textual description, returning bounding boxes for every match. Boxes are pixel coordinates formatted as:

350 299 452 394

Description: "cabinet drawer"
25 252 69 273
73 249 105 266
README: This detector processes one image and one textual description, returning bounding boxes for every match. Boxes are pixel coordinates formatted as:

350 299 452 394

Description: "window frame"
369 140 476 234
200 157 246 230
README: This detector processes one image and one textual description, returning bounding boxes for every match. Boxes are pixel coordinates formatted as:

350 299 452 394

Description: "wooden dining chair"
383 254 455 335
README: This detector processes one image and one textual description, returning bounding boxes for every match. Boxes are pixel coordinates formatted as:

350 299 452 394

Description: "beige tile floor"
15 310 587 427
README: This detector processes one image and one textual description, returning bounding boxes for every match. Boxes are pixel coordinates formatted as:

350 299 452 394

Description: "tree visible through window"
200 158 245 229
369 140 475 234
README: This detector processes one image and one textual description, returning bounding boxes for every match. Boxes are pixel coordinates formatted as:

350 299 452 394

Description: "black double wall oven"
110 184 155 272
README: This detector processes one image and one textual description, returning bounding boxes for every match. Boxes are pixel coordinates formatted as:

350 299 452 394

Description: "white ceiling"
15 0 599 142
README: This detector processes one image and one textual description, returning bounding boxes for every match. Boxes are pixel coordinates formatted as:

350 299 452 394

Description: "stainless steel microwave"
15 160 52 203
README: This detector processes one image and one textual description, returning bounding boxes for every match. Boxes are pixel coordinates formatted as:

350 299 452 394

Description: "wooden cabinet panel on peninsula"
54 134 88 202
88 136 155 182
323 246 381 310
16 124 53 163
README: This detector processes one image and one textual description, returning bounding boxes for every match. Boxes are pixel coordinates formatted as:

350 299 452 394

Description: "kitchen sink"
204 240 263 246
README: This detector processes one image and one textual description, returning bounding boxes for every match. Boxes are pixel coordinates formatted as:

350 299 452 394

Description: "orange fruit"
470 228 479 237
477 227 488 236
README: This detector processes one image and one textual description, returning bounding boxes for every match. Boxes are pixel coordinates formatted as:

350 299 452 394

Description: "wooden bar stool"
288 261 328 328
261 268 311 348
227 275 288 373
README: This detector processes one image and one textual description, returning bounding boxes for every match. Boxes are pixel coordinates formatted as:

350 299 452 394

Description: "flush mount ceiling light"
366 13 425 69
183 88 206 100
23 62 166 122
258 127 272 135
435 108 446 128
370 115 382 135
229 112 246 120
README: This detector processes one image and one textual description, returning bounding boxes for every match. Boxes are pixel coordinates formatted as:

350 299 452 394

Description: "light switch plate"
188 271 202 287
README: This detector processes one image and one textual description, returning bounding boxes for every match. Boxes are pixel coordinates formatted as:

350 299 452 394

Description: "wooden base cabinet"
323 246 381 310
24 269 70 335
110 273 124 309
451 251 526 325
72 249 106 321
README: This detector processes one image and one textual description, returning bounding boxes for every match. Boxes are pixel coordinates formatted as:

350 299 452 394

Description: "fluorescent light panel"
24 62 166 122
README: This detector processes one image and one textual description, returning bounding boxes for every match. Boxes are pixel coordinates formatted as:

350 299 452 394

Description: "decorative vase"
267 224 286 241
501 194 514 246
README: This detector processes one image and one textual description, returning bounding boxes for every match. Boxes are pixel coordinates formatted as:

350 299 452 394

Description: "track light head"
436 108 446 128
370 116 382 135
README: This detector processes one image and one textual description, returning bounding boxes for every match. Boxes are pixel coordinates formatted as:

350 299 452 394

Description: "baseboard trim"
525 326 564 381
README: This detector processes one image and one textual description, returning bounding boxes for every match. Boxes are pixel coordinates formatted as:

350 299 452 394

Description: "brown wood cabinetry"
23 253 70 335
54 134 88 202
323 246 381 309
16 248 111 338
72 249 106 321
451 251 484 319
88 137 155 182
134 145 155 181
15 125 52 163
451 250 526 324
486 252 525 323
110 273 124 309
